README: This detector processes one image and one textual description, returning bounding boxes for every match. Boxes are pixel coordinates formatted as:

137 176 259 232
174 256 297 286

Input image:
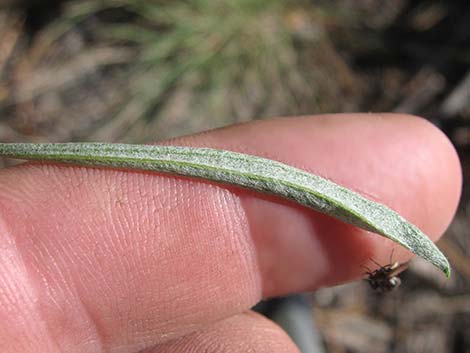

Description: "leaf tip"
443 263 452 278
435 253 451 278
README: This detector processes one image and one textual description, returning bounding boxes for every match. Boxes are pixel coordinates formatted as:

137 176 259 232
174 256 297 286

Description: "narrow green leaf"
0 143 450 276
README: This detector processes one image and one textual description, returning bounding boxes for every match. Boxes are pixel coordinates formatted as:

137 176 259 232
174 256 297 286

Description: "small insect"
363 252 408 293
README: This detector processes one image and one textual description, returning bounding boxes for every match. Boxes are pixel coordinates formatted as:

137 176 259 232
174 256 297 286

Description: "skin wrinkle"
74 294 106 353
145 312 300 353
218 189 261 307
220 189 261 302
33 214 106 352
107 177 146 271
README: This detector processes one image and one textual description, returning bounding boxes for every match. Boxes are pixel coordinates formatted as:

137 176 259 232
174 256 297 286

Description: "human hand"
0 114 461 352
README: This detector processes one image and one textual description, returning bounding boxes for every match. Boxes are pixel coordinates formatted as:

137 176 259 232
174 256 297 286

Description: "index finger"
0 114 461 352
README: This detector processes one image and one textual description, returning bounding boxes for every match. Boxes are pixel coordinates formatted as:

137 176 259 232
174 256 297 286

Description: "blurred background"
0 0 468 352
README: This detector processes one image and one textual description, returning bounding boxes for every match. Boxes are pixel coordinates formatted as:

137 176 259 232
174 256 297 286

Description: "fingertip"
402 114 462 237
221 113 462 292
